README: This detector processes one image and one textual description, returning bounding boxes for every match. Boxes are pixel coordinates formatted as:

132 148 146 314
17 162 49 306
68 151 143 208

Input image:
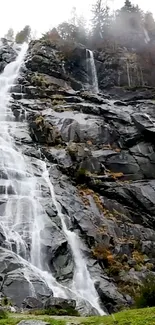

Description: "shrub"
2 297 8 306
31 73 48 88
108 261 123 276
52 99 66 106
135 274 155 308
132 250 145 264
92 245 114 266
0 308 8 319
29 307 79 316
1 296 12 307
52 94 64 100
75 168 90 184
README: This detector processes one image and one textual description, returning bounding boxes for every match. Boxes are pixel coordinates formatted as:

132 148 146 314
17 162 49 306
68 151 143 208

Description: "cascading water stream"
86 49 99 94
42 164 104 315
143 28 150 44
0 44 104 315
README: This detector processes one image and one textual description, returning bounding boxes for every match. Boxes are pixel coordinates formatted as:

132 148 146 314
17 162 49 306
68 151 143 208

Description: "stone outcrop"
22 297 43 309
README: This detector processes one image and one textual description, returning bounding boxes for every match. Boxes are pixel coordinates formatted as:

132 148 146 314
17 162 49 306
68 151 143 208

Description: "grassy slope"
83 308 155 325
2 307 155 325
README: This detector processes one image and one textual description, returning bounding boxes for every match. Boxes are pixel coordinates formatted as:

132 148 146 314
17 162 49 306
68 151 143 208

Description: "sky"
1 0 155 37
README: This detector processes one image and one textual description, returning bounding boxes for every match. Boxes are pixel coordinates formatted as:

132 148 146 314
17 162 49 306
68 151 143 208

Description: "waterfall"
86 49 99 94
0 44 104 315
126 61 131 87
143 28 150 44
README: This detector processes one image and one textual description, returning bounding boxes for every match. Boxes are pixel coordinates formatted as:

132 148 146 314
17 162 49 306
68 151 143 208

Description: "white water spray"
0 44 104 315
86 49 99 94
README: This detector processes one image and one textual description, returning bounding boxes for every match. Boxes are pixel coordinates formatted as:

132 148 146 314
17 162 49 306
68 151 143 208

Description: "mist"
0 0 154 38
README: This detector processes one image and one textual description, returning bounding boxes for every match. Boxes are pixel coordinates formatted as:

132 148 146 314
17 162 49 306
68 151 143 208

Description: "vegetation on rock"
29 115 62 146
92 245 114 266
135 275 155 308
0 308 8 320
28 307 79 316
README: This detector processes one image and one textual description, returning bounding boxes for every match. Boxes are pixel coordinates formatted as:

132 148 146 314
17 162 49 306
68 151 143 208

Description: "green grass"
83 307 155 325
0 315 66 325
2 307 155 325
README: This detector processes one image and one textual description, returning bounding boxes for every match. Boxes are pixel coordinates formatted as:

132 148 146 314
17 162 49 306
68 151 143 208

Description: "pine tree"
76 15 88 45
114 0 144 48
5 28 14 41
91 0 104 40
121 0 134 13
69 7 78 26
42 28 61 43
15 25 31 44
102 6 112 37
57 10 88 45
57 22 78 42
91 0 112 47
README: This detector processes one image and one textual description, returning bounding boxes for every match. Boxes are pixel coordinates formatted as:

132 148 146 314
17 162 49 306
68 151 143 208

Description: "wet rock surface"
0 248 52 307
1 38 155 315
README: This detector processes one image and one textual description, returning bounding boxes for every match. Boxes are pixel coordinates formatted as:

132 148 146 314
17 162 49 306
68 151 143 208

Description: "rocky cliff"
1 36 155 315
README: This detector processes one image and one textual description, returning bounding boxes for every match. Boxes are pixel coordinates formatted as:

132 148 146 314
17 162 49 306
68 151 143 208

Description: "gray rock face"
2 39 155 316
61 118 115 146
0 248 52 307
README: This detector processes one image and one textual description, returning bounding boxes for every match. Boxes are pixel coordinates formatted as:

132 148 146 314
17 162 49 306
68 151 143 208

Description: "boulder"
43 296 76 310
22 297 43 309
95 278 127 313
0 248 52 307
104 150 143 180
132 113 155 140
61 118 117 145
